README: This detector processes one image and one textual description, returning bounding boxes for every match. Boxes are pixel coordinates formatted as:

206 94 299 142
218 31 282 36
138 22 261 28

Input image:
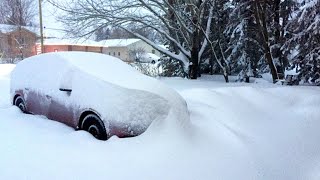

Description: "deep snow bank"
0 64 15 78
1 67 320 180
179 84 320 180
0 64 15 107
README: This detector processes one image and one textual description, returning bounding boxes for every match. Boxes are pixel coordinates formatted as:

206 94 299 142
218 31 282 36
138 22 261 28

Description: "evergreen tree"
225 1 262 81
284 0 320 85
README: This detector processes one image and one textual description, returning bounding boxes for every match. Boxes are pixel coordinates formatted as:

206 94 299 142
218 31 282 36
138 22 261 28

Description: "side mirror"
59 88 72 92
59 70 74 93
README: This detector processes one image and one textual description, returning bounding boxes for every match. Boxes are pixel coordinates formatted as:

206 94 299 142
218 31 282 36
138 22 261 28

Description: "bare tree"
48 0 229 80
0 0 37 61
0 34 8 63
0 0 36 26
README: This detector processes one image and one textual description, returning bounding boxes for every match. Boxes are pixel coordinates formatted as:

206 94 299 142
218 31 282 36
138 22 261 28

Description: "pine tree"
225 1 262 81
284 0 320 85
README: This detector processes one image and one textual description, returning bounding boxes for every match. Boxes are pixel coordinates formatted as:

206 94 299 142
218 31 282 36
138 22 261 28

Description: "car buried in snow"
10 52 188 140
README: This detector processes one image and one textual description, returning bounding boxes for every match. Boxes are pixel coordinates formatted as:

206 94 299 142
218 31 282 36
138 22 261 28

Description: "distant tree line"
49 0 319 85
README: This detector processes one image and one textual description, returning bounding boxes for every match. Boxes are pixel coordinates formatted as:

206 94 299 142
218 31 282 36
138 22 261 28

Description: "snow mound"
0 64 15 107
1 73 320 180
0 64 16 78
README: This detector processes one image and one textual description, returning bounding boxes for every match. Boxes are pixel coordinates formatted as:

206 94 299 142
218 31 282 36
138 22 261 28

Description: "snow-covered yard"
0 65 320 180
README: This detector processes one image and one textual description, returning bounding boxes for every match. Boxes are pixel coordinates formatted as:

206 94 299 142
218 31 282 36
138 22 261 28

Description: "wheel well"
78 111 108 140
78 111 100 129
13 94 20 105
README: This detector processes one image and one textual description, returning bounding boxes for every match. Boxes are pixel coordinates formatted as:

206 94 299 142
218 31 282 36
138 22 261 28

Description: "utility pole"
38 0 44 53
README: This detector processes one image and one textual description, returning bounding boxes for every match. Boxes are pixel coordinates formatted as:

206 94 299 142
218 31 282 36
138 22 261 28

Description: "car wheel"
80 114 108 140
14 96 26 113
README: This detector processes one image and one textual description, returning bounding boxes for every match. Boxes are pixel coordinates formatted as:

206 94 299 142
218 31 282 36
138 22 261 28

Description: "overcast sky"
34 0 66 38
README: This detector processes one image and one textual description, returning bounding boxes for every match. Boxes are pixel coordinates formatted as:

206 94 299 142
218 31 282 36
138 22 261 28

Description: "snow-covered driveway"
0 66 319 180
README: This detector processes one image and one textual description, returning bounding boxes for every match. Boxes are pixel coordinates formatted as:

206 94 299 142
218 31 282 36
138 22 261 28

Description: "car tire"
80 114 108 140
14 96 26 113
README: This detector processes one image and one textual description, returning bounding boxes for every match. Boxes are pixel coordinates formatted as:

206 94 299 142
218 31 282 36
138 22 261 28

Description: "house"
100 39 161 62
0 24 39 60
35 38 104 55
0 26 162 64
35 38 161 63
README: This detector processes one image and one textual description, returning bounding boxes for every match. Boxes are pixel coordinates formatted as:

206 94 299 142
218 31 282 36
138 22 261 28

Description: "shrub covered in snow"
159 57 186 77
130 62 162 77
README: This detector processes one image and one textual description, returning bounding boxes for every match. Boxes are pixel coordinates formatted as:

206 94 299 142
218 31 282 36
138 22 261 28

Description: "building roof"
36 37 103 47
36 38 143 47
98 39 141 47
0 24 65 38
0 24 39 36
43 27 67 39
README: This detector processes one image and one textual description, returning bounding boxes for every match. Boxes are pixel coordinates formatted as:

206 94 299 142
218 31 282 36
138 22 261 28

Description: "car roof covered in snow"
20 52 145 83
51 52 152 89
12 52 181 102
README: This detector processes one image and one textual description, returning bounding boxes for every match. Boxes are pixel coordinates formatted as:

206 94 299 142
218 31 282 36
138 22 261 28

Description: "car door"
24 88 51 117
46 70 77 128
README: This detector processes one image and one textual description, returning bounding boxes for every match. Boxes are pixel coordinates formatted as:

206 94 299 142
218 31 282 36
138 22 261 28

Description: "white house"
100 39 161 62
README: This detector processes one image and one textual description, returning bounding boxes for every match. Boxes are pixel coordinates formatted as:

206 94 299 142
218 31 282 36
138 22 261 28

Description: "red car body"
10 52 182 140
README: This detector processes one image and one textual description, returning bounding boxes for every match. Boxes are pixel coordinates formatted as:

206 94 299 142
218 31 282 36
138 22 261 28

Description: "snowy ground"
0 65 320 180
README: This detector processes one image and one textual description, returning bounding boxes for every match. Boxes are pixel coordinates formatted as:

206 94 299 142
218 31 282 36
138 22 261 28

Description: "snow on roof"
98 39 141 47
0 24 14 34
0 24 66 38
37 38 103 47
0 24 39 36
37 38 144 47
43 27 66 39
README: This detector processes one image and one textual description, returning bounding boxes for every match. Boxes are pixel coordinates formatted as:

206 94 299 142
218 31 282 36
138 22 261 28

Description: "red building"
35 38 103 55
0 24 38 60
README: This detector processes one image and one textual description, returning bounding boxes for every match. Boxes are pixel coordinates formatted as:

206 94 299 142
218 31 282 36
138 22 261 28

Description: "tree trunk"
189 44 199 79
189 2 201 79
245 76 250 83
274 0 281 45
210 58 213 75
253 1 279 82
273 0 284 74
224 73 229 83
264 45 278 82
167 0 179 54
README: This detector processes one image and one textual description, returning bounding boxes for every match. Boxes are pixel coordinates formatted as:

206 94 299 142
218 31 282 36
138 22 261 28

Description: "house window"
152 49 156 54
118 52 120 56
54 49 58 52
108 52 111 55
113 52 116 56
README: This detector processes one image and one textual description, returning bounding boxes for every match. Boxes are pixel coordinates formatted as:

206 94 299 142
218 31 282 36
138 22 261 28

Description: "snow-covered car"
135 53 160 64
137 53 160 64
10 52 188 140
